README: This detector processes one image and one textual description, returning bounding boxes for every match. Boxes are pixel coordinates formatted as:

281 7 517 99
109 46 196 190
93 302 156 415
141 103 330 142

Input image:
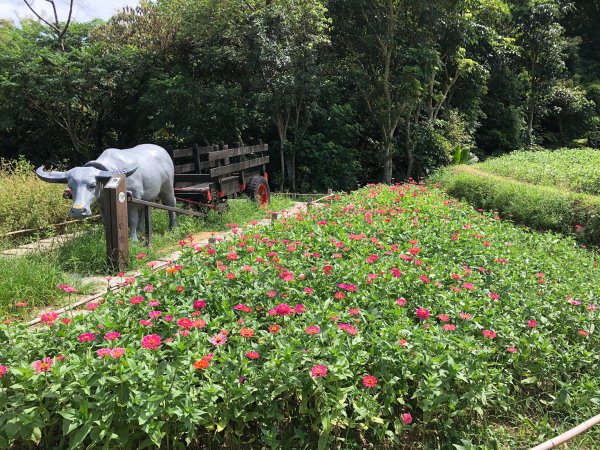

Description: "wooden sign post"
102 174 129 271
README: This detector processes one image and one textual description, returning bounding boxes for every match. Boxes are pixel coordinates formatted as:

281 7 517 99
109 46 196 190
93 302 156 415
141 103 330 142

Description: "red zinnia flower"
528 319 537 328
245 351 260 360
194 359 210 369
362 375 378 388
78 333 95 343
269 324 281 334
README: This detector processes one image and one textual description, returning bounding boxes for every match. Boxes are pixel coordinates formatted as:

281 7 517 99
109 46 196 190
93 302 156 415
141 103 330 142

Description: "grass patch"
476 147 600 195
432 165 600 246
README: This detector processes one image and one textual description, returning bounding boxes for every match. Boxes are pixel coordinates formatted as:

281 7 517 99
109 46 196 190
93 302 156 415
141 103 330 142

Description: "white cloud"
0 0 140 23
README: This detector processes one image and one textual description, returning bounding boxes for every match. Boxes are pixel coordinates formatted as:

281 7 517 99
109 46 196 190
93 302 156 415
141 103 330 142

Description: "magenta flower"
32 357 54 374
78 333 95 343
0 365 7 377
104 331 121 341
311 364 328 378
40 311 59 325
274 304 293 316
401 412 413 425
194 299 207 309
141 334 162 350
209 333 228 346
415 308 430 320
482 329 497 339
139 320 153 327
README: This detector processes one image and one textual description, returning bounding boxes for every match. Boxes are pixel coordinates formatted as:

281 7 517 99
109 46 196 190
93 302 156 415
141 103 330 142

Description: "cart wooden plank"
208 144 268 161
210 156 269 178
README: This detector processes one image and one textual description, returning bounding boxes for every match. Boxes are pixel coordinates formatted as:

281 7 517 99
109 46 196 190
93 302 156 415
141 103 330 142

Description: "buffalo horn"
35 166 68 183
96 165 138 181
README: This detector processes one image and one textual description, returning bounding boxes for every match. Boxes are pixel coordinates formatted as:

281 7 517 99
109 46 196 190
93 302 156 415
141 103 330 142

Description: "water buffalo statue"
36 144 177 241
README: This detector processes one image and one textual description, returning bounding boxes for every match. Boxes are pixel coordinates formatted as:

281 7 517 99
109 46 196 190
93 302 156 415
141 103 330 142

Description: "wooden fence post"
102 174 129 271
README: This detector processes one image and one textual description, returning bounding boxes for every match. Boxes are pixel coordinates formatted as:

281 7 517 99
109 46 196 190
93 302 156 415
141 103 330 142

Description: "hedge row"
431 166 600 246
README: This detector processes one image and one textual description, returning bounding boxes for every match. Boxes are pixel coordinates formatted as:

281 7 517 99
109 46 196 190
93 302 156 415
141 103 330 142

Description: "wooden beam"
102 174 129 271
129 198 206 217
208 144 268 161
210 156 270 178
172 145 213 159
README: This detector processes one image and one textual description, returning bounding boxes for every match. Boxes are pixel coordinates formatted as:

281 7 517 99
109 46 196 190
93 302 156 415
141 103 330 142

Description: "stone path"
1 232 83 257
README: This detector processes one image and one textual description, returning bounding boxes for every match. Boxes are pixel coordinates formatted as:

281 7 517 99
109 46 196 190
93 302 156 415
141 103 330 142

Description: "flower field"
0 184 599 449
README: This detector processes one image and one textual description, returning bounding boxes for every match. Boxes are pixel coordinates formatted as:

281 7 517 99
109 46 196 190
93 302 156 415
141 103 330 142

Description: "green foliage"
432 155 600 245
477 147 600 195
0 158 70 235
1 184 599 448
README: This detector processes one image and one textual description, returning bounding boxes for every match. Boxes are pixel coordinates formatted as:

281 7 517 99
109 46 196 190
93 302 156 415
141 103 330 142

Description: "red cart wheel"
246 176 270 206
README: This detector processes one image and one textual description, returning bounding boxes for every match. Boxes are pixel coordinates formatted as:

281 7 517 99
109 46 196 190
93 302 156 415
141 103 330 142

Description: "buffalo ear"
35 166 68 183
95 165 138 181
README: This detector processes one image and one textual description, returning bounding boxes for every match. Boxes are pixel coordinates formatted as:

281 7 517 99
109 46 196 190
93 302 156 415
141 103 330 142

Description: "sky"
0 0 140 24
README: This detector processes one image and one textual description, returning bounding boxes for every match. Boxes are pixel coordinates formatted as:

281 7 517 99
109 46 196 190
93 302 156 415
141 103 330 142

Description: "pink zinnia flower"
420 275 431 283
396 298 407 307
209 333 228 346
401 413 413 425
482 329 497 339
348 308 360 315
111 348 126 358
141 334 162 350
78 333 95 343
437 314 450 322
415 308 430 320
462 282 475 291
245 351 260 360
104 331 121 341
306 325 321 335
40 311 59 325
148 311 162 319
193 299 207 309
443 324 456 331
139 320 153 327
96 348 111 358
506 347 518 353
32 357 53 373
269 324 281 334
578 330 590 337
0 365 7 377
311 364 328 378
528 319 537 328
362 375 378 388
163 315 173 322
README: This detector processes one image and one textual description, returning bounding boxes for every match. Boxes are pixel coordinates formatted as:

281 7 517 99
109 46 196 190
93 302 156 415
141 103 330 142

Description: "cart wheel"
246 176 270 206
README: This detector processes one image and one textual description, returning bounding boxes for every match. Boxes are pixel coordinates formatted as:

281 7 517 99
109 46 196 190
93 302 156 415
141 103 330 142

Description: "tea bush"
0 184 598 449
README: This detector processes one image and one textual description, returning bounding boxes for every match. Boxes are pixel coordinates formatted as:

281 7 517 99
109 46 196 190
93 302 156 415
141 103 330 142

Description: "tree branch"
23 0 60 33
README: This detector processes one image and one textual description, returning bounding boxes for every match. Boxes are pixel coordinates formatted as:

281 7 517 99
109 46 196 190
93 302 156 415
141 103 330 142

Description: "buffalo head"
36 162 137 218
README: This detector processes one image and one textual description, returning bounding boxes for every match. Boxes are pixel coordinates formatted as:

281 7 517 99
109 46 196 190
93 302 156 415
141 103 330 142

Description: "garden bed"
0 184 598 449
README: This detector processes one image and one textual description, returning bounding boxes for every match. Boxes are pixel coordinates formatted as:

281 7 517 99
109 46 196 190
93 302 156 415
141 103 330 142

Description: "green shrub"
432 166 600 245
0 158 71 235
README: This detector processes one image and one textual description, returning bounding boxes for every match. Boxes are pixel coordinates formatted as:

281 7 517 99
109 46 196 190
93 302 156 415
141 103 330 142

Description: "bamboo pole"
530 413 600 450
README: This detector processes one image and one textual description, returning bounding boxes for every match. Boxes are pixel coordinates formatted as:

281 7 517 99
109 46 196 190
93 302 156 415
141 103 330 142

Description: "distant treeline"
0 0 598 192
